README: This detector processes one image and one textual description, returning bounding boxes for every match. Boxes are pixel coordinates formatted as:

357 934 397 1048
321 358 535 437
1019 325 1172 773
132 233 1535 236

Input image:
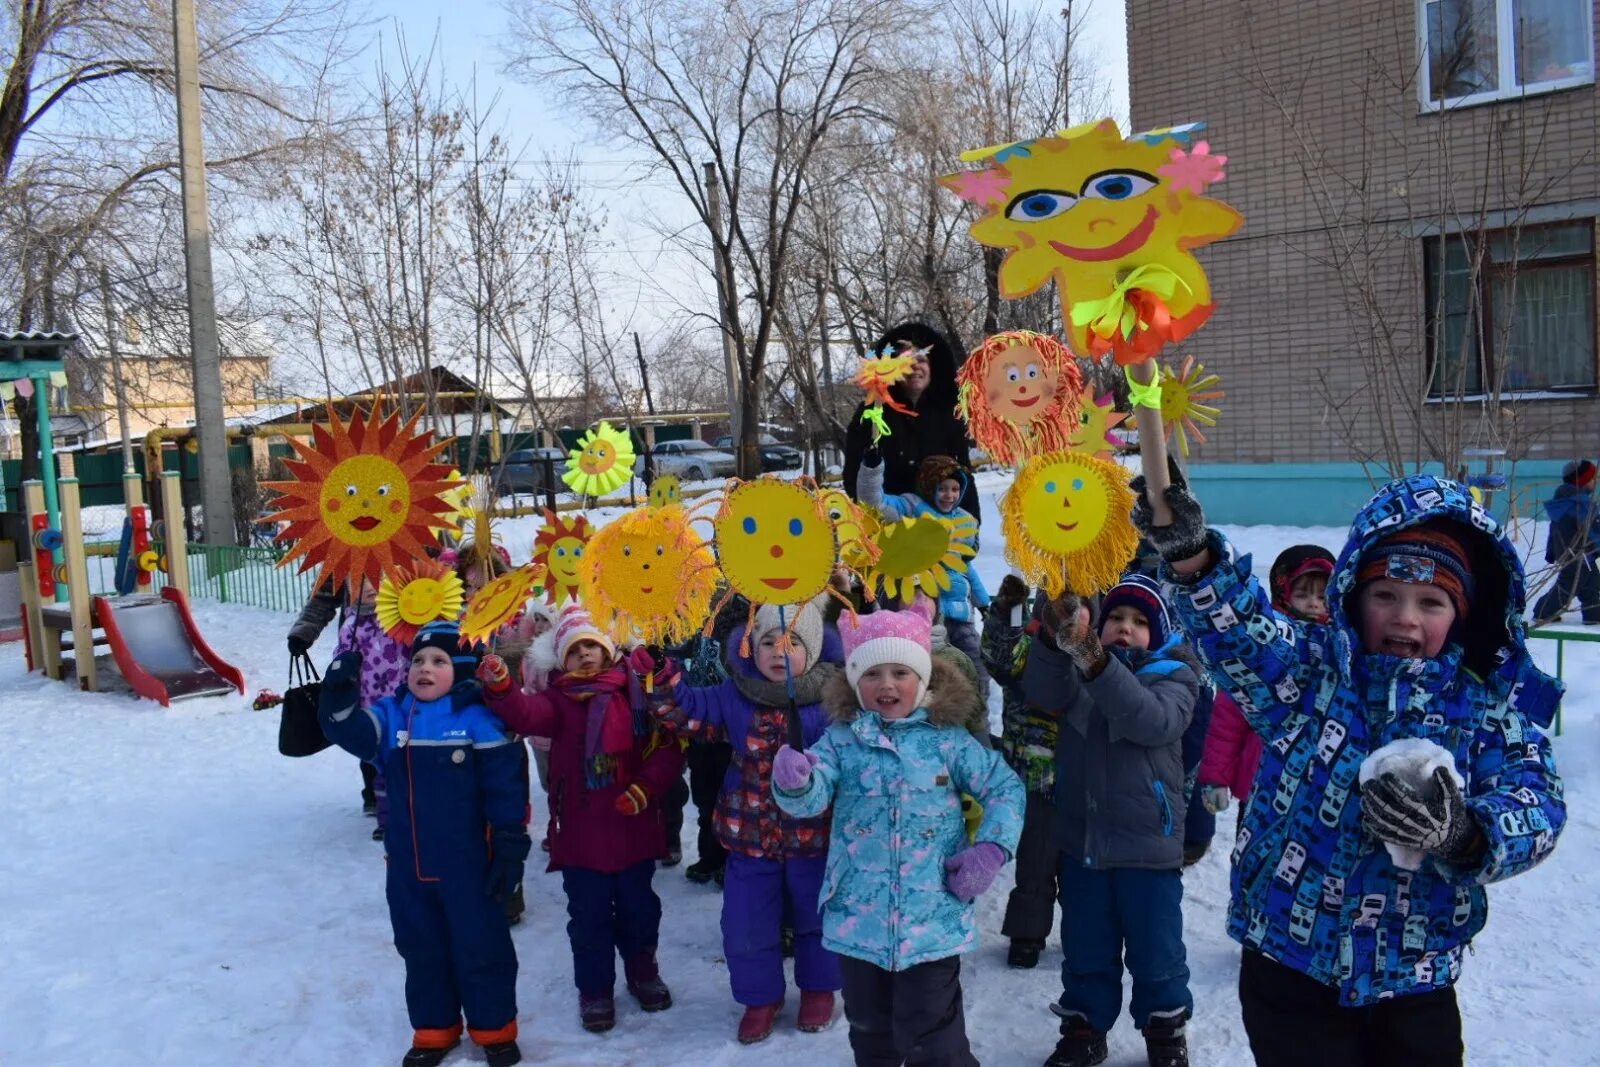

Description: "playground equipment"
16 468 243 705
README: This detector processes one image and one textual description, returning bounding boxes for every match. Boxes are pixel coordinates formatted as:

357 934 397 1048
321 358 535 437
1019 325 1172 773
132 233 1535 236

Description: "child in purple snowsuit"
333 587 407 839
656 598 845 1044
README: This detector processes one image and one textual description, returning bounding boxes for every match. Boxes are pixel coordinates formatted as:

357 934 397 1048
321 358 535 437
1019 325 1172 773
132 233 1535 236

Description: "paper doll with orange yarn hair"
956 330 1084 465
940 119 1242 365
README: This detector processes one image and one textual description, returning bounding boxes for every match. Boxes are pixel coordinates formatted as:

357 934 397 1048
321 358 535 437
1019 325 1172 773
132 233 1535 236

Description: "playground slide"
91 587 245 706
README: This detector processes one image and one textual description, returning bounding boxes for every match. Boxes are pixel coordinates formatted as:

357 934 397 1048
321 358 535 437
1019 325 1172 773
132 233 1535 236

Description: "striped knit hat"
1098 573 1173 648
553 605 616 668
1356 519 1474 618
411 619 480 685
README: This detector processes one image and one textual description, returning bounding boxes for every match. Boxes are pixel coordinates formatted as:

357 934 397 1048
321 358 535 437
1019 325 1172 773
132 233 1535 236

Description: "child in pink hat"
771 608 1024 1066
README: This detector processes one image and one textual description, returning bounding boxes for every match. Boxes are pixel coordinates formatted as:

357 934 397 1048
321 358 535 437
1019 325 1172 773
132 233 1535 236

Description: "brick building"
1127 0 1597 479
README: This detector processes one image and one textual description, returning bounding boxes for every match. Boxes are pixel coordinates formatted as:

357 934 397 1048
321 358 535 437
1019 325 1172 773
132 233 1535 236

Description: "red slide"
92 587 245 706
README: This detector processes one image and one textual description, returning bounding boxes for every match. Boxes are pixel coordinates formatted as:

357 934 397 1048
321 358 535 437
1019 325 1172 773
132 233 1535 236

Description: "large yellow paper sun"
867 514 977 604
1067 385 1129 460
563 421 636 497
714 479 838 607
531 510 593 606
580 505 718 645
460 562 544 645
941 119 1242 360
375 561 465 645
265 408 462 590
1159 355 1224 457
1001 451 1138 596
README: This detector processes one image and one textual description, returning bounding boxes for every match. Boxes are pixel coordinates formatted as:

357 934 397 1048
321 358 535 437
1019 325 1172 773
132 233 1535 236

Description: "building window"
1420 0 1594 107
1425 221 1597 396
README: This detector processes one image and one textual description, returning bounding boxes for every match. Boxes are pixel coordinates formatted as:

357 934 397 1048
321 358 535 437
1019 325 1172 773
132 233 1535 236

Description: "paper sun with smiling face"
264 407 462 591
941 119 1242 364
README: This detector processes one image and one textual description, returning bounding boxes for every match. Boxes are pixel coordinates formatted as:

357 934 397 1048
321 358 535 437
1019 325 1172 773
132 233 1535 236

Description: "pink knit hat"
841 609 933 707
553 605 615 667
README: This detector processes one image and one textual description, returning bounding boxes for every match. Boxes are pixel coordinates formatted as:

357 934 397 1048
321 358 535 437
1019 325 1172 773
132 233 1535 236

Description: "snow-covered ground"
2 475 1597 1066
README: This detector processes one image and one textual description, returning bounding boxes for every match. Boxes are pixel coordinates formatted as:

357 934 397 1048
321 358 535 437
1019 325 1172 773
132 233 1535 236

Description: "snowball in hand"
1358 738 1462 870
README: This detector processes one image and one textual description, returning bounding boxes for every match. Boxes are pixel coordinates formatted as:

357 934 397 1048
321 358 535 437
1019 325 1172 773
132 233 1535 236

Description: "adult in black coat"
841 321 981 525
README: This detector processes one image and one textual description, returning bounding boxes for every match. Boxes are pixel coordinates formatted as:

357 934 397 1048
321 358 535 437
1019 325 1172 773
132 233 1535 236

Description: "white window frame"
1417 0 1595 110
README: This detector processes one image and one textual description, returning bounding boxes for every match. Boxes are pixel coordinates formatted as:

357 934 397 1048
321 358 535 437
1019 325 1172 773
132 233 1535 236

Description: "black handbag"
278 654 332 757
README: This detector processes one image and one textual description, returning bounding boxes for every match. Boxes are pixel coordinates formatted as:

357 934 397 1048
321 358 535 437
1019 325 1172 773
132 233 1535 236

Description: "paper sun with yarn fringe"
956 330 1084 465
563 421 635 497
1159 355 1224 457
821 487 882 574
532 510 593 606
264 407 462 590
941 119 1241 365
579 505 718 646
460 563 544 645
866 514 977 603
1067 385 1128 460
853 347 920 443
1001 451 1139 596
375 560 465 645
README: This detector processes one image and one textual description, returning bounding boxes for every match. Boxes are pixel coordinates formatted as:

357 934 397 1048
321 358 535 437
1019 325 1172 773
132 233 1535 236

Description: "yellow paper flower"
1159 355 1224 457
1000 451 1138 596
375 561 465 645
563 421 636 497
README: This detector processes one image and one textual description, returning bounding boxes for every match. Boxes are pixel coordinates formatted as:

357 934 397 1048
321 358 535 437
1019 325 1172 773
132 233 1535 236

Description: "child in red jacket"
477 606 684 1034
1197 545 1334 820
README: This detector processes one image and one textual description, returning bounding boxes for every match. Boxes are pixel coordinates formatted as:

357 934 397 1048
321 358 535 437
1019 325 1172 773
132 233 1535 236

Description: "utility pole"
703 161 742 447
98 267 135 475
171 0 236 546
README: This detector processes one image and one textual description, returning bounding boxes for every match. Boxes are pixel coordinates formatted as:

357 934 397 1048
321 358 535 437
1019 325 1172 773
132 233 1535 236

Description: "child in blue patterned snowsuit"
1132 469 1565 1067
321 620 529 1067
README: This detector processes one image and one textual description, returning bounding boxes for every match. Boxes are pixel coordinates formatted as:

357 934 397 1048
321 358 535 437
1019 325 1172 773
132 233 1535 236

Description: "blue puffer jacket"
320 660 528 880
1543 483 1600 563
773 661 1024 970
857 459 990 622
1163 474 1565 1006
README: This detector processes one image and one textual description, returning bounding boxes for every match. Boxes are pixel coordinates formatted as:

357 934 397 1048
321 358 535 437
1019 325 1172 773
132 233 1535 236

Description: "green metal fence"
1526 627 1600 736
80 540 321 614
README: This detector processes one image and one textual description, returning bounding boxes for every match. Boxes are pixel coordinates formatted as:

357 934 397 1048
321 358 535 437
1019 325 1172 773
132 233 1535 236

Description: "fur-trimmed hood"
821 655 976 728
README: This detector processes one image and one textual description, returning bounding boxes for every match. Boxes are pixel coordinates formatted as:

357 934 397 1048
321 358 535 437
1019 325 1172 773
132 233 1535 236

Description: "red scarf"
553 666 639 785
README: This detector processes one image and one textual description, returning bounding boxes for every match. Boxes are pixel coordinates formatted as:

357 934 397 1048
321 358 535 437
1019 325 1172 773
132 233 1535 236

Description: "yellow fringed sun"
1159 355 1224 457
1068 385 1130 460
1002 451 1138 596
264 407 463 591
563 421 636 497
867 514 977 603
375 561 465 645
580 505 719 646
460 562 544 645
821 487 881 573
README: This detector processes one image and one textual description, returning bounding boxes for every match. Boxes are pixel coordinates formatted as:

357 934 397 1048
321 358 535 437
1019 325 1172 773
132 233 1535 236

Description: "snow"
3 476 1599 1066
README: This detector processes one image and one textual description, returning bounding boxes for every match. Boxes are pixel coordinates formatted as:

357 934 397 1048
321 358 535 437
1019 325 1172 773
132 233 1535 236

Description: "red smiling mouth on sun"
761 577 796 590
1049 206 1158 263
1012 393 1041 408
349 515 381 532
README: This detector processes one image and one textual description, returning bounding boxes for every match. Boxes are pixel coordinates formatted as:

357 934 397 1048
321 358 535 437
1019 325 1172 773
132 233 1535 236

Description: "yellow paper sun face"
375 561 465 645
714 479 837 606
942 120 1242 358
1067 385 1129 460
649 474 683 509
1001 451 1139 596
432 469 473 534
867 515 976 604
265 408 462 590
821 488 880 571
460 563 542 644
563 421 636 497
532 510 593 606
580 506 718 645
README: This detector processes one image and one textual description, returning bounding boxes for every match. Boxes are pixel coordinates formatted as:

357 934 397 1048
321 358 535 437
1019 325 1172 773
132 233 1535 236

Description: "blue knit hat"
1099 573 1172 648
411 619 481 684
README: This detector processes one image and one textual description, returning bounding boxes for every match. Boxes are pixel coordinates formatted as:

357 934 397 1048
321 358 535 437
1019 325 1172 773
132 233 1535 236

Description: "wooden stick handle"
1127 361 1174 527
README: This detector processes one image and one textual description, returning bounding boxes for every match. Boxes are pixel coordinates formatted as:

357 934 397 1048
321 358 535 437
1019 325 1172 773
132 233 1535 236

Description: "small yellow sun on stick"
1159 355 1224 457
854 348 921 443
532 511 593 606
563 421 636 497
460 562 544 645
1066 385 1129 461
820 487 882 576
648 473 683 509
376 561 466 645
1001 451 1139 597
866 514 977 604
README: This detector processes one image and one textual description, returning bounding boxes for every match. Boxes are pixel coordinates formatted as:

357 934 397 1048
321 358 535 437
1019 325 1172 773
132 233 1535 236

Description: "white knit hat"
840 609 933 709
553 605 615 667
752 595 825 660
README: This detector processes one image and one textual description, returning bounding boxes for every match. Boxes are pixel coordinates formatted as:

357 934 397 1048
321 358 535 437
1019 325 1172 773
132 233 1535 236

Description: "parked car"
636 439 739 482
713 434 804 472
494 447 568 496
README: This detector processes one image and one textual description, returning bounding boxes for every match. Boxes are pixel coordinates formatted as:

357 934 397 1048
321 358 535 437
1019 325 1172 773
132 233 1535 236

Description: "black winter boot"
1143 1011 1189 1067
1043 1011 1107 1067
482 1040 522 1067
401 1039 459 1067
1008 938 1044 969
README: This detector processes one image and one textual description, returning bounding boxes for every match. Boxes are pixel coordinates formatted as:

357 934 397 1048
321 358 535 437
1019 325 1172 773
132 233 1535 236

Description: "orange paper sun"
265 408 462 591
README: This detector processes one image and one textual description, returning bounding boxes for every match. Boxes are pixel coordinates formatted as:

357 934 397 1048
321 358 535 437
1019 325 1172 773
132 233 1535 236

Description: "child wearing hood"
1037 574 1199 1067
1531 458 1599 625
771 609 1023 1067
1197 545 1334 823
1132 467 1565 1067
857 453 992 698
319 620 527 1067
476 606 683 1035
653 597 844 1043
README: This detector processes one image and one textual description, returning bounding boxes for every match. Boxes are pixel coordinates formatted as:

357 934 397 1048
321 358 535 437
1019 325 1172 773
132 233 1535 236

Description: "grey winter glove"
485 828 532 904
1129 456 1209 564
1046 592 1107 679
1361 766 1485 865
1201 785 1233 815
